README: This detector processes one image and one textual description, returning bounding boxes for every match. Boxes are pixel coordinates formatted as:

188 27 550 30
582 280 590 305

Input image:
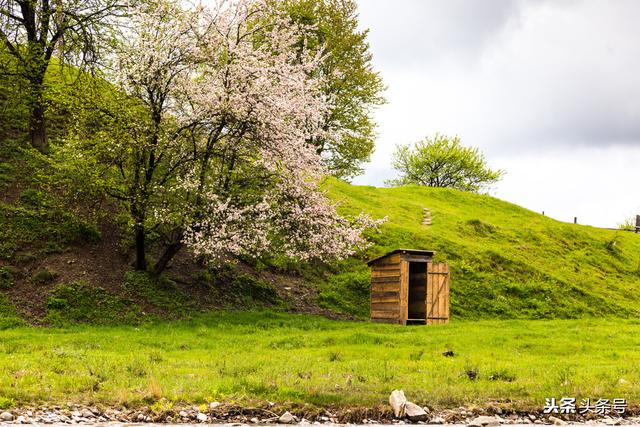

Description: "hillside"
322 178 640 319
2 130 640 325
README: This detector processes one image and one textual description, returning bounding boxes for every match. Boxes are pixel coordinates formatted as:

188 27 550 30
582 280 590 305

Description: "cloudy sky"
353 0 640 228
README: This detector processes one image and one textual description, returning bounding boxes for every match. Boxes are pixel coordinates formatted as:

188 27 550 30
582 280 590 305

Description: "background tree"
387 134 504 192
0 0 124 152
58 0 381 275
281 0 385 180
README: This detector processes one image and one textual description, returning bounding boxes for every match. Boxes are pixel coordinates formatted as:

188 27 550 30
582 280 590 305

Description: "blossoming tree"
63 0 382 274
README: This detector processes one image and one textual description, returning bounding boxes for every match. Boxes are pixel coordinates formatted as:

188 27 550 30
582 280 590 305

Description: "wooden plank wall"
426 262 450 325
370 254 401 324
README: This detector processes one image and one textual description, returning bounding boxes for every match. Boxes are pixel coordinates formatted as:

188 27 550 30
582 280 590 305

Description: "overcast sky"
353 0 640 228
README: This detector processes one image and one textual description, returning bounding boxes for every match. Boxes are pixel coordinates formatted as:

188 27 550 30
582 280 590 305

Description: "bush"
0 267 15 289
45 282 142 326
32 269 57 285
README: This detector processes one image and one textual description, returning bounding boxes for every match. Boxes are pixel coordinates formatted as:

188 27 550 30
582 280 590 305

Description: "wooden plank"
371 283 400 292
371 276 400 284
400 254 431 263
371 317 400 324
372 269 401 277
443 263 450 323
372 291 400 299
426 263 450 325
372 253 401 265
373 265 401 272
371 302 398 311
399 260 409 325
371 310 399 319
372 297 400 304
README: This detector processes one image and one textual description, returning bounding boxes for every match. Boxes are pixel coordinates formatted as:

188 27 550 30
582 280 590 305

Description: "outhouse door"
425 262 450 324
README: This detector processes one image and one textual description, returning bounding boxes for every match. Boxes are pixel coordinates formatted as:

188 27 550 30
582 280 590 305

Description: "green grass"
0 311 639 410
320 178 640 319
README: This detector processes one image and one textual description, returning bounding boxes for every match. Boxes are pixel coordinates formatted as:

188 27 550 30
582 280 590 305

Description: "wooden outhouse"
368 249 450 325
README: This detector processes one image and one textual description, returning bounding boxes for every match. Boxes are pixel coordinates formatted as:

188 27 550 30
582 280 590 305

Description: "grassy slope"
1 312 640 410
321 178 640 319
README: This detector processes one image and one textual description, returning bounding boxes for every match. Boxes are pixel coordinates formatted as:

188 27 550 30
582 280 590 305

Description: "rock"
442 350 455 357
209 402 222 410
197 413 208 422
404 402 428 422
468 415 501 427
136 413 146 421
549 416 567 426
278 411 296 424
81 409 94 418
0 412 14 422
431 416 445 424
389 389 407 418
179 410 189 418
251 417 259 423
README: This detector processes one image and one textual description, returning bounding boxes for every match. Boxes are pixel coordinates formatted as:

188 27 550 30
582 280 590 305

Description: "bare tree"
0 0 124 152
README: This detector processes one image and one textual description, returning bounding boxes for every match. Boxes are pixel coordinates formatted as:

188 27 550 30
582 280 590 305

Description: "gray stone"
389 389 407 418
1 412 14 422
81 409 94 418
468 415 501 427
549 416 567 426
196 413 208 422
278 411 296 424
404 402 428 422
431 416 445 424
209 402 222 410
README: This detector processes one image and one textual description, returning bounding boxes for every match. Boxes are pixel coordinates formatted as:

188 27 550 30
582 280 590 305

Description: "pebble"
197 413 208 422
549 416 568 425
209 401 222 410
278 411 297 424
405 402 429 422
468 415 501 427
0 412 13 422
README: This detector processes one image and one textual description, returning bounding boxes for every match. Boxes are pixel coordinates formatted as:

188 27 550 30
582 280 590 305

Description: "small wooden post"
574 217 577 224
635 215 640 234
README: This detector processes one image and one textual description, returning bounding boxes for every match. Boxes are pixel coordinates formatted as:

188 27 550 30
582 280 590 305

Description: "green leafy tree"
282 0 385 180
387 134 504 192
0 0 124 152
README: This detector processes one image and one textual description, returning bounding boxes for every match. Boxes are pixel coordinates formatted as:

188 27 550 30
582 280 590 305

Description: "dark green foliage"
282 0 385 179
44 282 142 326
204 265 285 309
31 269 57 285
0 295 23 329
317 260 370 316
0 203 100 260
122 271 196 316
0 267 15 290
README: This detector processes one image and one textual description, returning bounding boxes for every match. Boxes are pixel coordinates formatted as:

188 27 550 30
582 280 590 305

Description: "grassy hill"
320 178 640 319
2 131 640 325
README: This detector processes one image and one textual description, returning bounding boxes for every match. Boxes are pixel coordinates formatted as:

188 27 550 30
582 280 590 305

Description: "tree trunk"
152 240 183 277
134 224 147 271
29 100 48 153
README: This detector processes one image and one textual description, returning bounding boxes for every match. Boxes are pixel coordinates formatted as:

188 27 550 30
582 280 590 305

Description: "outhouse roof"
367 249 435 266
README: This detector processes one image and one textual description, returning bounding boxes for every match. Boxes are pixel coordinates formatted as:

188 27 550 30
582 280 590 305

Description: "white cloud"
354 0 640 227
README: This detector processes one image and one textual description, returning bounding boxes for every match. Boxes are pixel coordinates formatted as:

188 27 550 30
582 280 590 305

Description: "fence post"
636 215 640 233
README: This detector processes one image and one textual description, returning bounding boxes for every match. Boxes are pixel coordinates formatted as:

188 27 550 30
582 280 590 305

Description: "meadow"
1 311 639 411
